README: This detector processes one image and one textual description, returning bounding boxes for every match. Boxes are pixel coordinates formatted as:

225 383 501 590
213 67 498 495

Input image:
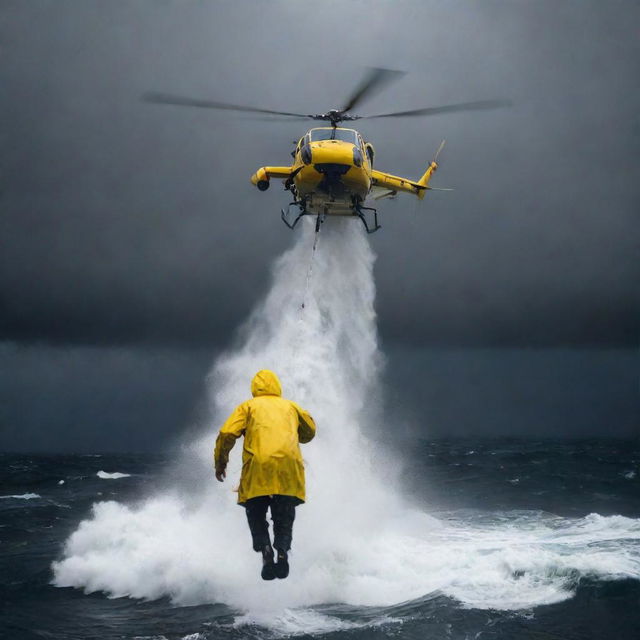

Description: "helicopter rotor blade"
142 92 312 119
341 67 405 113
362 99 513 119
433 139 446 163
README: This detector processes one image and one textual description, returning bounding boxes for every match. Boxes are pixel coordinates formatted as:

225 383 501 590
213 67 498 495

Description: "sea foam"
96 471 131 480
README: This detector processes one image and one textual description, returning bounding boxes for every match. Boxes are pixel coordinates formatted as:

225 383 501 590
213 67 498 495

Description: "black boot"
261 544 276 581
274 548 289 579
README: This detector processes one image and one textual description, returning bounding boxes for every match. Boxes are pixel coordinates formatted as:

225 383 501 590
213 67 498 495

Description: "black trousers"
244 495 298 552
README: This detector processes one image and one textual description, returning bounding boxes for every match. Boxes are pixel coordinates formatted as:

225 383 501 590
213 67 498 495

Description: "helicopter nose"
311 143 358 167
314 162 351 177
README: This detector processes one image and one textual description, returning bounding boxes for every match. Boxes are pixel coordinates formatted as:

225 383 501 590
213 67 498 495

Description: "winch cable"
300 220 321 310
289 220 321 378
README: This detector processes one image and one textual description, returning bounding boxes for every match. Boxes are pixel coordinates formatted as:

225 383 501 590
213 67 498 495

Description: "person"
214 369 316 580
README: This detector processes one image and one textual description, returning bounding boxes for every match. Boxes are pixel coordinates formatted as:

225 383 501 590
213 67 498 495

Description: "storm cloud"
2 0 638 348
1 1 638 449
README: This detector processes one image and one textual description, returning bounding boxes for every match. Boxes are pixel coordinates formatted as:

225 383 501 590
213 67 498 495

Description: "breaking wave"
96 471 131 480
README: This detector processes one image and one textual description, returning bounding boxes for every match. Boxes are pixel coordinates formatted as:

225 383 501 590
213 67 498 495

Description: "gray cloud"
383 346 639 440
0 342 636 453
0 341 212 452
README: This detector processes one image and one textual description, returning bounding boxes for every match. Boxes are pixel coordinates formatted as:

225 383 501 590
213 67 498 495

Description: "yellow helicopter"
145 69 510 233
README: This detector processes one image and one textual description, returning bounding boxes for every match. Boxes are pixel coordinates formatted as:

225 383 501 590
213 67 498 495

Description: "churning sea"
2 438 639 640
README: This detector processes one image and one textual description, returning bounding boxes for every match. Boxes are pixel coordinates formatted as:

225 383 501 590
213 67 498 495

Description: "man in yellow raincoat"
214 370 316 580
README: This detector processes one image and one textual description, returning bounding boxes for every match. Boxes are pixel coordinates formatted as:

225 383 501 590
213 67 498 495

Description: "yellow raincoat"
214 370 316 504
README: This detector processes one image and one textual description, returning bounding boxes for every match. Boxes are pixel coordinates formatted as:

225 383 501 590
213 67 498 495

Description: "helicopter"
144 69 510 233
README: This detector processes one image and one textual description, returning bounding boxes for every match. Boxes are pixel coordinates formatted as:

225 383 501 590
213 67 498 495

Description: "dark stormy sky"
1 0 638 451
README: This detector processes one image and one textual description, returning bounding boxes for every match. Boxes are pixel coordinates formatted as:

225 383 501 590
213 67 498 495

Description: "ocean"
1 441 639 640
2 221 638 639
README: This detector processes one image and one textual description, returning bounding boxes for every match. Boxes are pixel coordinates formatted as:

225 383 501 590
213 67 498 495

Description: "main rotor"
143 67 511 128
312 109 359 127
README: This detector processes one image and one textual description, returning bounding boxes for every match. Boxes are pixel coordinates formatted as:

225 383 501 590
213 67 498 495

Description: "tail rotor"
424 140 454 193
433 139 446 164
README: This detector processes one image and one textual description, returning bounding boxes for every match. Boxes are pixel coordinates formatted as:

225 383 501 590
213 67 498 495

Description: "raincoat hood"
251 369 282 397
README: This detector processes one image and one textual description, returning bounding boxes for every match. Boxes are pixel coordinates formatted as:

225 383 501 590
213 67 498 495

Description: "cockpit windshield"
310 128 358 144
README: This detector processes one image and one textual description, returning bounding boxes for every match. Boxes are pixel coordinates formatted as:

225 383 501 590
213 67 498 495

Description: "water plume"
52 219 640 634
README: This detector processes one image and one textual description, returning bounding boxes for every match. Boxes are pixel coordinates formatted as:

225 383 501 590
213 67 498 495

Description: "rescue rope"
300 222 321 310
288 221 321 385
291 216 322 377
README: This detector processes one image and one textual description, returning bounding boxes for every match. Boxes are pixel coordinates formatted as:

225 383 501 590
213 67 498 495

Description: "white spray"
53 219 640 633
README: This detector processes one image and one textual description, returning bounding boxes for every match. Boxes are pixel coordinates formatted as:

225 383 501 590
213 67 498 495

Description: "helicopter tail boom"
370 161 437 200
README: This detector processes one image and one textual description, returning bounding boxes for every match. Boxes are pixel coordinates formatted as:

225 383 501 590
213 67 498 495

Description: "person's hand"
215 468 226 482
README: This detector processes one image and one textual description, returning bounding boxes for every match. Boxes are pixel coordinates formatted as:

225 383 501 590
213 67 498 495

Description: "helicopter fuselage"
250 126 439 231
253 127 372 216
294 137 370 215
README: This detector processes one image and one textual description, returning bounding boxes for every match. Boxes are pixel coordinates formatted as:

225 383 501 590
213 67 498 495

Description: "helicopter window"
310 129 358 144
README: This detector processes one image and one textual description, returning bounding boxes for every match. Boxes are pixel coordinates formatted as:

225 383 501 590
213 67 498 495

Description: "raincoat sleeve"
292 402 316 444
214 403 247 472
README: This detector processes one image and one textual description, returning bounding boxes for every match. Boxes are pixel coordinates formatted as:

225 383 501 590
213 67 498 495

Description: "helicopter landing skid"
281 202 327 232
355 204 381 234
280 201 380 234
281 201 307 230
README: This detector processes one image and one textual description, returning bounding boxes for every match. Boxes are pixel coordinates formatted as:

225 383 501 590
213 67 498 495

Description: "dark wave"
1 441 639 639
